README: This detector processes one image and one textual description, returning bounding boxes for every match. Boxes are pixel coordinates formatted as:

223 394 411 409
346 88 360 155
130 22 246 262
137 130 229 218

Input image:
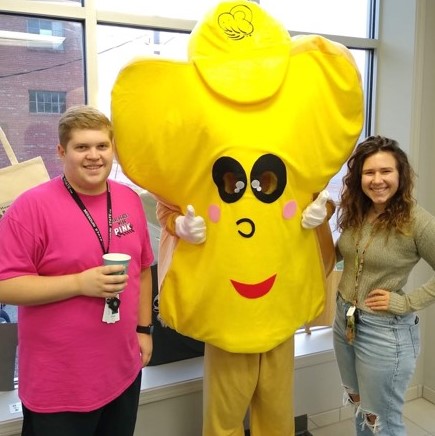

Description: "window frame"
0 0 379 348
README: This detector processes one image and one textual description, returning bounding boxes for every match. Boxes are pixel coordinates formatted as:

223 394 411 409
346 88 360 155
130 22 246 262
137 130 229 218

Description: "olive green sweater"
336 205 435 315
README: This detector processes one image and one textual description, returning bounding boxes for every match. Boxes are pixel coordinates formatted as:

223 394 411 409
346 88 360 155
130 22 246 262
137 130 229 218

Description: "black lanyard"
62 175 112 254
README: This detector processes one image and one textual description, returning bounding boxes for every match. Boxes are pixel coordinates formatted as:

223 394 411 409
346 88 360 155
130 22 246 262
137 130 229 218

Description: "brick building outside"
0 13 85 178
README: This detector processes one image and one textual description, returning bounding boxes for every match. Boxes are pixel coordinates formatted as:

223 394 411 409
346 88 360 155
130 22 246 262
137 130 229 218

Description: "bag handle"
0 127 19 165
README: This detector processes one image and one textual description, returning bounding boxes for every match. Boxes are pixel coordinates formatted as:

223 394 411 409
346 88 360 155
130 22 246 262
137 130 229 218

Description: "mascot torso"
111 1 364 352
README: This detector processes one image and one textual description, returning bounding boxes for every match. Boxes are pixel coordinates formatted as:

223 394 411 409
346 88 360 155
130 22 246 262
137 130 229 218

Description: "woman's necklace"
346 221 377 343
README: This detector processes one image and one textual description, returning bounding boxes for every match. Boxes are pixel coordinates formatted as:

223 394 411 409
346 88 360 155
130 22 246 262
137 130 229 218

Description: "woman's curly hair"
337 135 415 234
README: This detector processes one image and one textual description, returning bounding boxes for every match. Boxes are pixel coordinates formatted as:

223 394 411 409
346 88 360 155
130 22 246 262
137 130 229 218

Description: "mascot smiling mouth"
230 274 277 299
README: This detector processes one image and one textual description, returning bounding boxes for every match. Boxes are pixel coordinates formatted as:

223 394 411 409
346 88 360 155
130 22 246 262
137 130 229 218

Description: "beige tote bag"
0 127 50 219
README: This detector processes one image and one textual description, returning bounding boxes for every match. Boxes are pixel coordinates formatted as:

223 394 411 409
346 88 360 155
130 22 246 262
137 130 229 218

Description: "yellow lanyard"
345 224 377 343
352 225 377 306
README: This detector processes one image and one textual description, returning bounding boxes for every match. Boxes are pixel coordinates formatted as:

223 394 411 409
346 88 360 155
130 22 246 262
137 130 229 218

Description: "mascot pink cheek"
283 200 297 219
208 205 221 223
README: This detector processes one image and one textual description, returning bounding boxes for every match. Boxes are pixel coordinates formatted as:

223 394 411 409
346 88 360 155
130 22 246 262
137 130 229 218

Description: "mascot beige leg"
249 338 295 436
203 338 294 436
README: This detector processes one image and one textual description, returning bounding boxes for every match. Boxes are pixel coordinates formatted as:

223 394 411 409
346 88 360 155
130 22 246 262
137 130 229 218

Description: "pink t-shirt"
0 176 154 412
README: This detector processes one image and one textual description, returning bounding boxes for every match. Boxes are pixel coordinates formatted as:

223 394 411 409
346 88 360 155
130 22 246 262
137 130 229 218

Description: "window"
27 18 65 50
29 90 66 114
0 0 377 365
0 14 84 177
18 0 81 4
95 0 220 20
97 26 189 121
260 0 371 37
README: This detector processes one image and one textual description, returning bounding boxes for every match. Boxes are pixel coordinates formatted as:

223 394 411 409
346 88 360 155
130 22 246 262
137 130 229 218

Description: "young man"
0 105 154 436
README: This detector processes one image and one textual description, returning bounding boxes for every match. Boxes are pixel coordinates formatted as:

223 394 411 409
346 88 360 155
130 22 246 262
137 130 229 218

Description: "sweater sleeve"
389 206 435 314
154 200 182 289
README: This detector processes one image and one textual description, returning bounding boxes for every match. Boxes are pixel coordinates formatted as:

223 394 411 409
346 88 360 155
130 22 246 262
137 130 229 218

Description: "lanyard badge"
103 297 121 323
62 175 119 324
345 305 356 344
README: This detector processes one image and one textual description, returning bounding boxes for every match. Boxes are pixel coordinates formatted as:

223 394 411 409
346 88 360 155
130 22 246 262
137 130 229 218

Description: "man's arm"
0 264 128 306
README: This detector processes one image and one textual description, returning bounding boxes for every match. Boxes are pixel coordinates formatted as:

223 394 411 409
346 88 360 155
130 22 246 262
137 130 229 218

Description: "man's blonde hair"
58 105 113 147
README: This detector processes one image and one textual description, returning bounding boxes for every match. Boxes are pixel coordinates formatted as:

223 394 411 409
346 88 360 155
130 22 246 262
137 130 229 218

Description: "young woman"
333 135 435 435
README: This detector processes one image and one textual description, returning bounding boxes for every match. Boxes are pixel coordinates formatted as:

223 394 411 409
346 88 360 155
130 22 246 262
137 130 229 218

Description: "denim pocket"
409 317 421 358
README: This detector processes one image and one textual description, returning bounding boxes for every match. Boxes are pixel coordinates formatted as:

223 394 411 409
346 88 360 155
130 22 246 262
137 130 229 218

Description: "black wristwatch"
136 324 154 335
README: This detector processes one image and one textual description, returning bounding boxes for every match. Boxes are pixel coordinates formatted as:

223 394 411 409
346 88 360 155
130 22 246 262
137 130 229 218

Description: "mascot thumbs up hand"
302 190 331 229
175 205 206 244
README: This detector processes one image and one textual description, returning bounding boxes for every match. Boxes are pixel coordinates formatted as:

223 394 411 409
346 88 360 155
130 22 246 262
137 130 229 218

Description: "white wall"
376 0 435 397
375 0 419 146
413 0 435 401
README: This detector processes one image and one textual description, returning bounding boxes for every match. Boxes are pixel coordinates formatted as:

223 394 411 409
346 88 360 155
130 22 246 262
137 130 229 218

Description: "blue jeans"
333 293 420 435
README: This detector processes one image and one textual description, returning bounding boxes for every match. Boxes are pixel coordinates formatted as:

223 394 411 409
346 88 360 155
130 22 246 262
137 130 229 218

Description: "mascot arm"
156 201 180 236
156 202 206 244
304 191 337 332
311 191 336 277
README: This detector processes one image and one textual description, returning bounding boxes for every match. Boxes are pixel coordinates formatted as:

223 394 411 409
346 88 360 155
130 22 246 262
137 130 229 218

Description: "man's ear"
56 143 65 158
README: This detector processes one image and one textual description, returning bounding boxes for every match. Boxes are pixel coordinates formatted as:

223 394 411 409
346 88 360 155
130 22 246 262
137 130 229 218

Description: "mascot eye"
251 172 277 193
223 173 245 194
213 157 247 203
250 154 286 203
234 180 246 193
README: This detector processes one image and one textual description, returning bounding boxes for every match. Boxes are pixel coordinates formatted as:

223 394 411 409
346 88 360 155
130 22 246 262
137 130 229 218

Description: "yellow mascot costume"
112 1 364 435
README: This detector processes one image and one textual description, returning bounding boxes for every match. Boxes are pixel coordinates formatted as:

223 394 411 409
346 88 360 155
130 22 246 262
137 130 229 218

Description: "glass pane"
96 0 371 37
327 48 368 241
97 25 189 117
97 25 189 193
0 14 85 178
96 0 218 20
21 0 81 4
261 0 371 38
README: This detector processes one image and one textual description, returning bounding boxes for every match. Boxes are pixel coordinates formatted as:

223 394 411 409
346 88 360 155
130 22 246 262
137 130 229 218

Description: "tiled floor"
309 398 435 436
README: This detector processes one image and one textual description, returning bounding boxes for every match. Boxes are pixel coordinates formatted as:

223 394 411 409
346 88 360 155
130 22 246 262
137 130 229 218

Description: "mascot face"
112 0 364 353
210 152 292 299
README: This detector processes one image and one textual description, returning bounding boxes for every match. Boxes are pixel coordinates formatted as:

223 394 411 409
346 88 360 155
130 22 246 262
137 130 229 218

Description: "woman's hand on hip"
365 289 390 311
